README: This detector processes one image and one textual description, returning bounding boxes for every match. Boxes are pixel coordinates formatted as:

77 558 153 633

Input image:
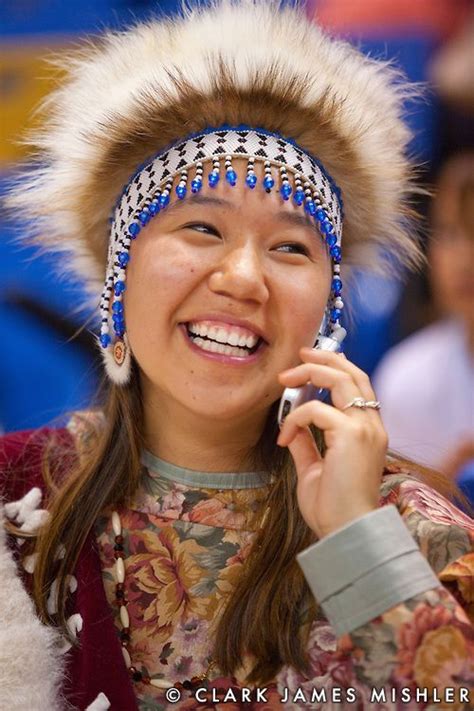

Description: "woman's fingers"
277 399 348 446
299 347 376 400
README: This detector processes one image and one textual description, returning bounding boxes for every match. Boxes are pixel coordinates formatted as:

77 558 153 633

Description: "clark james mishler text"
191 685 471 705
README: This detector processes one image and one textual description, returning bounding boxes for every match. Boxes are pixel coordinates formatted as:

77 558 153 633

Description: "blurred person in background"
374 153 474 499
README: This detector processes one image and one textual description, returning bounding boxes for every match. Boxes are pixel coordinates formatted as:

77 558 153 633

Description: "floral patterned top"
95 448 474 711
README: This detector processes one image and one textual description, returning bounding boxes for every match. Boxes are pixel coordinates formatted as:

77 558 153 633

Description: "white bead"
120 604 130 628
102 325 110 334
150 678 171 689
115 557 125 584
334 298 344 309
111 511 122 537
122 647 132 668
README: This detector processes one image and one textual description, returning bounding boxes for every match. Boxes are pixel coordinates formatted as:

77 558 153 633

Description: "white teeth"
189 334 253 357
188 321 259 348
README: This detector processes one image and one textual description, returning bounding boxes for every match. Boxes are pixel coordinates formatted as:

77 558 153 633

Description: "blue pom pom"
331 277 343 294
208 172 220 187
159 193 170 208
246 174 257 189
330 308 342 322
112 301 124 313
293 189 305 206
118 252 130 267
280 183 292 200
330 245 342 262
100 333 111 348
176 185 187 199
226 169 237 186
325 233 337 247
315 209 326 222
263 175 274 191
191 179 202 194
128 222 141 238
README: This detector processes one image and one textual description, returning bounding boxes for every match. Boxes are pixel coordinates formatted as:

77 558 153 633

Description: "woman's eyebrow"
165 193 317 233
165 195 231 215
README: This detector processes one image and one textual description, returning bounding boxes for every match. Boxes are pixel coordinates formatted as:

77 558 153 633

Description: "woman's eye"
276 243 310 256
184 222 220 236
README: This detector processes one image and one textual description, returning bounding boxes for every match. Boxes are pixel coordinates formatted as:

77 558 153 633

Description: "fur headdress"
7 0 422 311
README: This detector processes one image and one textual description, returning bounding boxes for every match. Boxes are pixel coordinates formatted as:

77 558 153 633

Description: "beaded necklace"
111 509 217 692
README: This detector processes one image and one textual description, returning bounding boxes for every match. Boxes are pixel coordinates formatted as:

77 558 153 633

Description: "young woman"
1 2 473 710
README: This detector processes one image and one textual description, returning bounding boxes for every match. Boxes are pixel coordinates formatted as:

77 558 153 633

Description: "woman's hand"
277 347 388 539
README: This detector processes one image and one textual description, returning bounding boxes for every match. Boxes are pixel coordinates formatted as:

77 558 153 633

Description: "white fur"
0 504 65 710
100 333 132 385
5 0 421 345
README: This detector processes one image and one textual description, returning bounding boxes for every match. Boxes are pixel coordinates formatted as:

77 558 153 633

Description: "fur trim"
5 0 424 314
99 333 132 385
0 504 65 710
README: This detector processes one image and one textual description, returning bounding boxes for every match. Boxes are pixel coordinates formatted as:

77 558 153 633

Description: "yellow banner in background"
0 38 70 166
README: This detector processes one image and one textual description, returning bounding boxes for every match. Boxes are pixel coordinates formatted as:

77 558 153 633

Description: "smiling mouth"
184 323 263 357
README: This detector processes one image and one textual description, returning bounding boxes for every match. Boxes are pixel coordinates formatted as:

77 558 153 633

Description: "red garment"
0 426 138 710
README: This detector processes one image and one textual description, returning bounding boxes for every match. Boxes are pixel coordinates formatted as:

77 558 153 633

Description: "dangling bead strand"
225 155 237 186
293 174 305 206
208 158 220 188
245 157 257 189
176 170 188 200
279 166 292 201
303 182 316 216
263 161 274 192
191 162 204 193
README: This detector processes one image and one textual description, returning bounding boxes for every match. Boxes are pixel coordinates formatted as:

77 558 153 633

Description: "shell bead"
122 647 132 668
112 512 123 536
120 604 130 628
115 557 125 584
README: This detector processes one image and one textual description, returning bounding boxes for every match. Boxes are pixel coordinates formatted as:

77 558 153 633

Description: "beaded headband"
99 127 345 384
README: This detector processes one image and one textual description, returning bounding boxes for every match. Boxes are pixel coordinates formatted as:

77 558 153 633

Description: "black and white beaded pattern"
100 129 344 351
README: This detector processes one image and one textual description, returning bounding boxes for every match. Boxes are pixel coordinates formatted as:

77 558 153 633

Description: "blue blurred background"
1 0 473 502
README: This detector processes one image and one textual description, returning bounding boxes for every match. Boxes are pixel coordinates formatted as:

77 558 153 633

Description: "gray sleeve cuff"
296 504 441 636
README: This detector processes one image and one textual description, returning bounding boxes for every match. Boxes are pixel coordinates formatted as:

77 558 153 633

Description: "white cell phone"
277 326 347 427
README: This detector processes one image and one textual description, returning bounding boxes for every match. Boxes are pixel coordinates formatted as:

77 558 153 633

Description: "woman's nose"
208 245 270 303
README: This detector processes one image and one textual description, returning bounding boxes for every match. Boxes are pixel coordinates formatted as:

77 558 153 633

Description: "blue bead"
112 313 124 324
304 200 316 216
114 281 126 296
118 251 130 267
112 301 124 313
176 185 187 199
191 179 202 194
149 200 160 216
208 172 220 187
331 277 343 294
321 220 334 234
315 209 326 222
293 189 305 206
246 174 257 189
325 233 337 247
128 222 140 238
263 175 274 191
159 193 170 208
100 333 111 348
114 327 125 338
330 245 342 262
280 183 292 200
226 169 237 186
330 308 342 322
138 209 150 226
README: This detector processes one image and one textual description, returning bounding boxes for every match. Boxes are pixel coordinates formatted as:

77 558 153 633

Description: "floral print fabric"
95 454 474 711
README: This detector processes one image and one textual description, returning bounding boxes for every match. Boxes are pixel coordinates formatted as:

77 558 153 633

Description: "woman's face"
124 159 332 423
